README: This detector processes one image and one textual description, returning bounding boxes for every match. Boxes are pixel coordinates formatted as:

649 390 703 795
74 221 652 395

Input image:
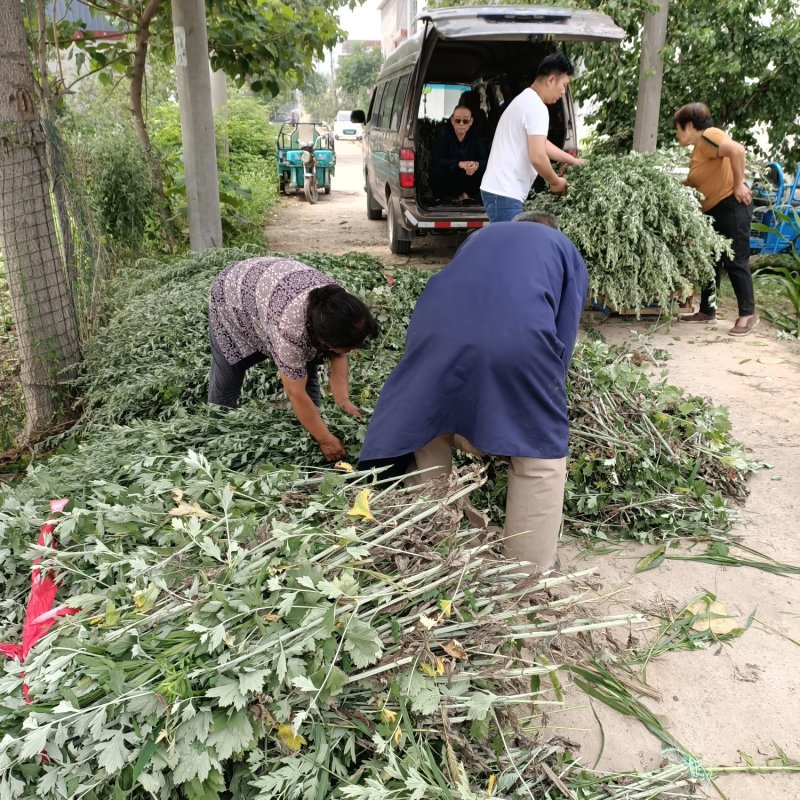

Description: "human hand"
550 176 568 195
319 434 346 462
573 157 588 166
733 182 752 204
338 400 362 418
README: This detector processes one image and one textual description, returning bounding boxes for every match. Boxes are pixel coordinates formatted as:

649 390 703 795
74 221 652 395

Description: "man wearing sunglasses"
431 104 489 203
481 53 585 223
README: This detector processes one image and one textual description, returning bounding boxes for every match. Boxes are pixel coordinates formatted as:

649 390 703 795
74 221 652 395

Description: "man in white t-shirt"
481 53 584 223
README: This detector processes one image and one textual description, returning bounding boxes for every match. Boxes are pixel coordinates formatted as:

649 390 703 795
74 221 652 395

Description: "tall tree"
336 42 382 111
0 0 82 441
301 69 337 123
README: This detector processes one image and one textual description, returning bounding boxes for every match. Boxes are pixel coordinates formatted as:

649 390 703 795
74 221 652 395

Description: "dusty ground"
266 141 800 798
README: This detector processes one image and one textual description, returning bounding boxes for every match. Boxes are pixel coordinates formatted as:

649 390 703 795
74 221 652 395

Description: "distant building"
378 0 426 58
49 0 124 39
341 39 381 57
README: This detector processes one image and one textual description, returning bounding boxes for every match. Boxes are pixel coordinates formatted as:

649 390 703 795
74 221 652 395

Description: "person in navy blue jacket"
359 214 588 573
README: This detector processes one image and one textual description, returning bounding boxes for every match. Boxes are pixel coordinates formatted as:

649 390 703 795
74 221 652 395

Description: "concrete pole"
632 0 669 153
171 0 222 250
209 65 229 160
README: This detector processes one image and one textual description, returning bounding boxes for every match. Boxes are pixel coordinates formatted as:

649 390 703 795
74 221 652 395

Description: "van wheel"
366 182 382 220
388 200 411 255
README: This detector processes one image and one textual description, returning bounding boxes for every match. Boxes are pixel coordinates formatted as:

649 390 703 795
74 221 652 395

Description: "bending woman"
208 256 378 461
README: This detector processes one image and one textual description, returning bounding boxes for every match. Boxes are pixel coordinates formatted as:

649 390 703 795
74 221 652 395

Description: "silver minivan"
351 6 624 254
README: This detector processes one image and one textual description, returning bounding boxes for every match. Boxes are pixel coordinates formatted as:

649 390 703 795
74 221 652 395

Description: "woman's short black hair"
306 285 379 350
673 102 713 131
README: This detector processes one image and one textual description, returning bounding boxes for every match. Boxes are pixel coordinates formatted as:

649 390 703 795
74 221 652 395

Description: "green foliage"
528 153 729 313
0 455 700 799
48 0 351 102
71 249 752 546
81 128 158 252
754 259 800 337
336 43 383 112
427 0 800 164
300 70 337 124
149 96 280 247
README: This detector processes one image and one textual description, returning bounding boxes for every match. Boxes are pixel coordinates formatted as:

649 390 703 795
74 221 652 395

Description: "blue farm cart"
751 162 800 256
277 122 336 204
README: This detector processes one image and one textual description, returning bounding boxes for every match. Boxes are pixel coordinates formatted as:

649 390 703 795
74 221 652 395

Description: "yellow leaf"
276 723 306 751
264 614 281 622
169 489 215 520
435 657 445 676
438 598 453 618
360 387 371 402
346 489 375 521
419 615 437 630
393 725 402 745
486 774 496 795
420 662 436 677
686 599 738 634
334 461 354 473
442 639 467 661
380 707 397 724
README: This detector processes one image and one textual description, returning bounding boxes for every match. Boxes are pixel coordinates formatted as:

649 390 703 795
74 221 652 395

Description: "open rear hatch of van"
402 6 624 232
416 6 626 43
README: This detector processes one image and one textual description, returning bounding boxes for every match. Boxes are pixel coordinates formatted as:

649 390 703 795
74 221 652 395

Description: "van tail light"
400 149 415 188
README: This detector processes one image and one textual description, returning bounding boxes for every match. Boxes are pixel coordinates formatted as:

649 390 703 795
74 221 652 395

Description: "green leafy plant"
753 215 800 337
528 153 731 314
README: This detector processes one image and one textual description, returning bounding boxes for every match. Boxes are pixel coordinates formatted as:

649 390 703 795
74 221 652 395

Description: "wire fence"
1 112 109 447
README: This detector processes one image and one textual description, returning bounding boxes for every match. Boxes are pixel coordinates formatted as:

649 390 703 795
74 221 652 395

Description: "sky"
337 0 382 42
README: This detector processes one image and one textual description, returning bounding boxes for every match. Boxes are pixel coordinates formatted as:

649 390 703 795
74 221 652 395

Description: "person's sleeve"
472 133 489 169
555 245 589 371
523 96 550 137
433 131 460 173
699 127 728 158
273 336 307 381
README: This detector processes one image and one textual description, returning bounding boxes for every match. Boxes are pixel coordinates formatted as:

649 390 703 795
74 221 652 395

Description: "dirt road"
265 140 464 266
265 143 800 799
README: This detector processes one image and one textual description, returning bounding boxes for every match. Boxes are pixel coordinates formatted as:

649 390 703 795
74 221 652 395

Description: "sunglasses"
452 117 472 124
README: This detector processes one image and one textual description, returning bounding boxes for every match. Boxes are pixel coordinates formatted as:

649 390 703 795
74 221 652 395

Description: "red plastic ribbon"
0 498 78 701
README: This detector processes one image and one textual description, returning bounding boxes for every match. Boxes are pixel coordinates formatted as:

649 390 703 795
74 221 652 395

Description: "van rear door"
416 6 624 43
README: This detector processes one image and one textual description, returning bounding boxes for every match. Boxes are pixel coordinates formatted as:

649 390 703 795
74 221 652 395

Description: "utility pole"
171 0 222 250
632 0 669 153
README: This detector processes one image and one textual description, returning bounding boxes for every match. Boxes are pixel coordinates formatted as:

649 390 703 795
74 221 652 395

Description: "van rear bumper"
400 202 489 232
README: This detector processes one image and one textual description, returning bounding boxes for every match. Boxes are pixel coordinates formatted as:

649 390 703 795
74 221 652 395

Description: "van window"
419 82 471 121
389 74 411 130
336 110 352 122
376 78 397 129
368 82 386 126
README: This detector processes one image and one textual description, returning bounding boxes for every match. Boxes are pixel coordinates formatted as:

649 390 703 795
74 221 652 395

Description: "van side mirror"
351 110 366 124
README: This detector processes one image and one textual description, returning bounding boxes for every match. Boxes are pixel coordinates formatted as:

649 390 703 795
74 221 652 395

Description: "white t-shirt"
481 88 550 202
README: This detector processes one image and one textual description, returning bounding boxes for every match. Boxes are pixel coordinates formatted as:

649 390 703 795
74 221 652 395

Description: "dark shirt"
431 125 488 199
359 222 589 463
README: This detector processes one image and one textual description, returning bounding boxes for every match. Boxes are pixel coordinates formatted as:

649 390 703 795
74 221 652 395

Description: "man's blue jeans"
480 190 523 223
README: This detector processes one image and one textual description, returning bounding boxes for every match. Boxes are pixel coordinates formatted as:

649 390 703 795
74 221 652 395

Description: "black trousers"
207 326 321 408
700 195 755 317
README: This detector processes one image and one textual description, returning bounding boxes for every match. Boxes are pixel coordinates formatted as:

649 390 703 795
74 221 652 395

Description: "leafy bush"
529 153 731 314
150 96 279 247
80 128 159 252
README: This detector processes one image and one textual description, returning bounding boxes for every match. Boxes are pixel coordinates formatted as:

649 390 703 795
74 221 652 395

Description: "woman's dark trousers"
699 195 755 317
208 328 321 408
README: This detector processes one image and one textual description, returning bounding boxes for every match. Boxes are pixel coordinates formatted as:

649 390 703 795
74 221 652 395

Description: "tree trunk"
34 0 77 291
129 0 177 249
0 0 82 441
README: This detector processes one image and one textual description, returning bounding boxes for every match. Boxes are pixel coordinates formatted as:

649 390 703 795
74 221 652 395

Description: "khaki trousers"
411 434 567 572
